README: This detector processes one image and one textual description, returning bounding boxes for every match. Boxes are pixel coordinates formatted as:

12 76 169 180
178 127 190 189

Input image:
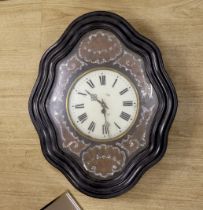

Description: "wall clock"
29 11 177 198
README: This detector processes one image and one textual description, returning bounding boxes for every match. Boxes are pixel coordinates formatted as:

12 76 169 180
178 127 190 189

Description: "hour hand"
85 90 109 109
85 90 98 101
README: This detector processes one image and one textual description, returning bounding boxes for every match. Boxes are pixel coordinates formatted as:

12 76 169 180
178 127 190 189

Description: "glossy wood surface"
0 0 202 209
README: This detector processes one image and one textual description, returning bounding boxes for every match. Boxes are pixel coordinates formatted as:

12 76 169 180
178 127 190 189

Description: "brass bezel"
66 67 140 142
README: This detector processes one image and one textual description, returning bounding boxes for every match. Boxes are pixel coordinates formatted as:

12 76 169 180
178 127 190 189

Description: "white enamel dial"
66 68 139 141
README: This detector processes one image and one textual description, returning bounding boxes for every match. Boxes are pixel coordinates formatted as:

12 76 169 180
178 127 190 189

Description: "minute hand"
102 107 110 137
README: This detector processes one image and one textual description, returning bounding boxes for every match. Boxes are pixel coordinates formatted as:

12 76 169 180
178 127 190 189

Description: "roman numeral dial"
88 121 96 132
120 111 131 121
67 69 139 141
102 123 109 135
123 101 133 106
112 78 118 87
99 75 106 85
119 88 128 95
86 79 95 88
74 104 84 109
78 113 87 123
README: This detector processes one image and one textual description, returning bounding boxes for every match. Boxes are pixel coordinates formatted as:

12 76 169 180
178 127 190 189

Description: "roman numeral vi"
102 124 109 135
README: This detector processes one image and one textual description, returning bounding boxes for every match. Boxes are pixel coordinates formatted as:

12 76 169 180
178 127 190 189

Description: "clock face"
66 68 139 141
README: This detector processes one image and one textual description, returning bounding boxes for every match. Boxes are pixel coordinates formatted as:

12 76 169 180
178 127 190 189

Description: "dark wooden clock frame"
29 11 178 198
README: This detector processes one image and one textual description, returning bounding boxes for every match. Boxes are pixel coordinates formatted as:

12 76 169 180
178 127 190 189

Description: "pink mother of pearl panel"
47 30 158 179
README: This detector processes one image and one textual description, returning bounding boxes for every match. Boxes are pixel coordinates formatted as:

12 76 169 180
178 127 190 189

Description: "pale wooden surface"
0 0 203 209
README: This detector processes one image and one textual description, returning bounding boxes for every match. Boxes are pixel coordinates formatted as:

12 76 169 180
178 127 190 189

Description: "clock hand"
85 90 109 109
101 106 110 137
101 99 109 110
85 90 98 101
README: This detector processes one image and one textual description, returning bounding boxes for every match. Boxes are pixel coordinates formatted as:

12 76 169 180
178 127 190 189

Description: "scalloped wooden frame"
29 11 177 198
